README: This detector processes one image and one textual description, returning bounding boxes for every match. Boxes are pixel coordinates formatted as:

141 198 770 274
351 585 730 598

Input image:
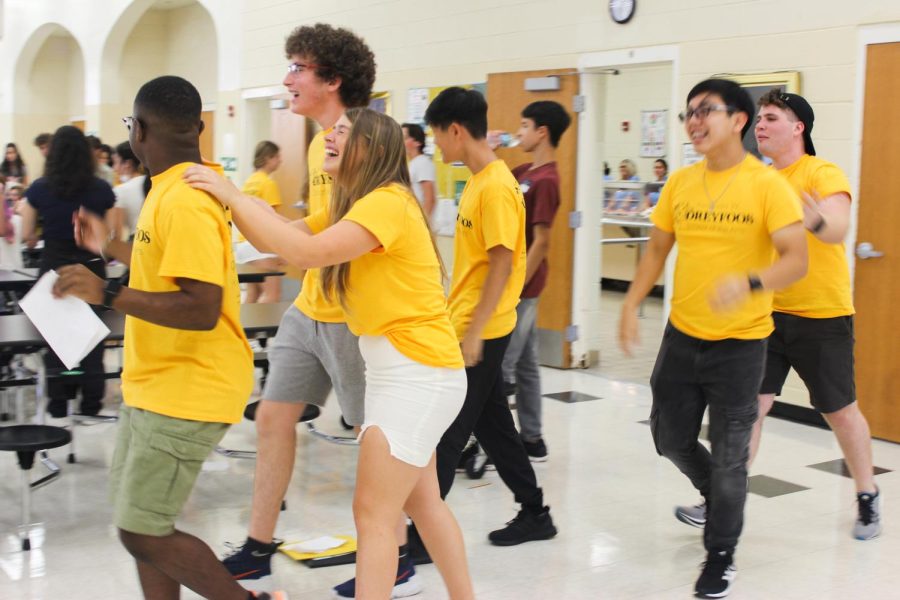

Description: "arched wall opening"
13 24 85 177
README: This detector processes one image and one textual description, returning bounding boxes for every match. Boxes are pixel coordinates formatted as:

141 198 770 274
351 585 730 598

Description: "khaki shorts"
109 405 228 536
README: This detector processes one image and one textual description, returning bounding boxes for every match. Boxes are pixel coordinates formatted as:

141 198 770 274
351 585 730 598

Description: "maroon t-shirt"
512 161 560 298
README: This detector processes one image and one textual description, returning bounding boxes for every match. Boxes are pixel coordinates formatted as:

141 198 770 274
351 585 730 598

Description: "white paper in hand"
19 271 110 370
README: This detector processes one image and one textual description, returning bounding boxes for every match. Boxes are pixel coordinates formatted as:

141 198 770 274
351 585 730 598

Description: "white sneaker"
675 499 707 528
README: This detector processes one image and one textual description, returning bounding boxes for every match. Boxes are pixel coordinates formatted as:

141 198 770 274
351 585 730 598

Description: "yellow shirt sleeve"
304 208 330 234
481 181 522 251
650 172 676 232
763 172 804 234
157 195 228 287
343 189 406 250
810 162 852 200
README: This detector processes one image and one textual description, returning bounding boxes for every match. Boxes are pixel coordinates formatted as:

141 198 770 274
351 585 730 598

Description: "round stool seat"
0 425 72 452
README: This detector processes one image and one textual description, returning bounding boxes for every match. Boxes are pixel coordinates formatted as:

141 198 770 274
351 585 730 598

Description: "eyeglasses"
122 116 136 130
287 62 321 75
678 104 735 122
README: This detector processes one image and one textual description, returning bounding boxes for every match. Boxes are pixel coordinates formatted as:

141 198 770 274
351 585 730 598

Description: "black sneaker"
488 506 557 546
522 438 548 462
222 538 281 590
456 440 480 473
694 550 736 598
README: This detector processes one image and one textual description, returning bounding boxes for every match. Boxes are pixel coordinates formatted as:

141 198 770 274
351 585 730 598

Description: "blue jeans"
650 323 766 553
502 297 542 441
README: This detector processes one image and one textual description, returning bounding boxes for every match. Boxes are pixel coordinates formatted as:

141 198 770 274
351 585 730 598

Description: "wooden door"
487 69 579 368
268 106 308 218
71 120 85 131
268 104 309 283
200 110 215 162
855 42 900 442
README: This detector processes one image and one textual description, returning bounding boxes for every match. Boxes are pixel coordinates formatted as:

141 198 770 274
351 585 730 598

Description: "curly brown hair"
284 23 376 109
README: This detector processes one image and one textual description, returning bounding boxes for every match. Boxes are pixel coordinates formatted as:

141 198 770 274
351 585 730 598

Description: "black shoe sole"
488 528 558 547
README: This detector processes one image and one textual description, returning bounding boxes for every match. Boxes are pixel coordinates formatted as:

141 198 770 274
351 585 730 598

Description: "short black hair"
424 87 487 139
115 141 140 169
85 135 102 151
33 133 52 147
521 101 571 147
401 123 426 153
686 78 755 138
134 75 202 132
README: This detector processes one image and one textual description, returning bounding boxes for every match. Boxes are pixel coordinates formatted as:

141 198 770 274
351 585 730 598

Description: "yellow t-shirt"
307 129 332 216
236 170 283 242
122 162 253 424
306 185 463 368
652 154 803 340
772 155 854 318
448 160 526 340
293 128 344 323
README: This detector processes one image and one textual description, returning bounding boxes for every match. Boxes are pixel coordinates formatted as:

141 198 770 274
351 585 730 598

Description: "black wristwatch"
102 279 124 309
748 275 764 292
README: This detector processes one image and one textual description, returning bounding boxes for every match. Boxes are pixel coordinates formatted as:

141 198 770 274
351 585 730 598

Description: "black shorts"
759 312 856 414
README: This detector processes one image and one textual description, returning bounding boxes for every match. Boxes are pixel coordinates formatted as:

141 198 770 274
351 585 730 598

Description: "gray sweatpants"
501 297 542 441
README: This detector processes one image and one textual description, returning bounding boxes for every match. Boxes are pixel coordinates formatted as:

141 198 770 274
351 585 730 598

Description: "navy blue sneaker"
332 557 423 598
222 538 281 591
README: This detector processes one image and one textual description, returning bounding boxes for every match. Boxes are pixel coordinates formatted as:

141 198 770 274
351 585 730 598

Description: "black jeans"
650 323 766 553
435 334 544 509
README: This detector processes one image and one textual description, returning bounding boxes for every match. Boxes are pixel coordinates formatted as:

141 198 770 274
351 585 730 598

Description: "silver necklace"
703 157 744 212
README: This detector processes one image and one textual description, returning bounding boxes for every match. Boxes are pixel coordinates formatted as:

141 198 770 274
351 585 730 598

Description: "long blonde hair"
321 108 446 308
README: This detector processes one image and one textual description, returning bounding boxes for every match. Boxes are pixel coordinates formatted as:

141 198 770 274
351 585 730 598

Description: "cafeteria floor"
1 301 898 599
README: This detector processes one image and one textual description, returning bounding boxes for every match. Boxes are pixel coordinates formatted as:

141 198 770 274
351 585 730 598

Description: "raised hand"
73 207 110 256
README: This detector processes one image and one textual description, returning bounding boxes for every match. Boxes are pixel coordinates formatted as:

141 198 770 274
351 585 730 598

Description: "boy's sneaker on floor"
222 538 281 591
488 506 557 546
332 557 422 598
251 592 289 600
854 489 883 540
522 438 548 462
694 550 736 598
456 441 480 473
675 499 707 529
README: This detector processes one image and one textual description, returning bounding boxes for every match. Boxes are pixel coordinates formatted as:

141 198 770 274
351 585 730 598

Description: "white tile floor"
1 361 897 599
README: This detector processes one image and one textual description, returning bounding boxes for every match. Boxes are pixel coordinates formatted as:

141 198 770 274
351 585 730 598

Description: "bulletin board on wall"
406 83 487 202
719 71 801 158
369 91 391 114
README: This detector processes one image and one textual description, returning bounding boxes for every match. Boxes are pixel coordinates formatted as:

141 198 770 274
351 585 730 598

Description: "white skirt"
358 335 466 467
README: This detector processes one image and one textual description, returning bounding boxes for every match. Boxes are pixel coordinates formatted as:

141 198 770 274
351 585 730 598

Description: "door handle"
856 242 885 260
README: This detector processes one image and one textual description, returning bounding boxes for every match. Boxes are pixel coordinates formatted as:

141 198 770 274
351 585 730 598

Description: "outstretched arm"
183 165 379 268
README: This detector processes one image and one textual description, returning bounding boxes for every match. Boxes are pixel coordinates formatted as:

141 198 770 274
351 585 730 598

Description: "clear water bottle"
487 130 520 149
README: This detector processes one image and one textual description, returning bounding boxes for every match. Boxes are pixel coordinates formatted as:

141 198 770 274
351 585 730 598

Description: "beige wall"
99 5 218 144
602 64 672 179
238 0 900 178
13 34 85 178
